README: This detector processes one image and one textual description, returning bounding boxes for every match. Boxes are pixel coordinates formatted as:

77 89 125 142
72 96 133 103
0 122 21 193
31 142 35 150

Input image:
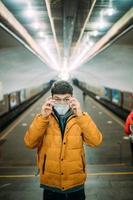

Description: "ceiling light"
9 0 28 4
100 10 104 17
70 39 94 70
107 8 116 16
58 58 70 80
89 41 94 47
83 33 90 42
27 2 32 7
98 10 108 29
32 22 40 29
40 45 59 70
24 10 37 18
38 31 45 37
58 69 70 81
101 8 116 16
92 30 99 36
98 19 108 30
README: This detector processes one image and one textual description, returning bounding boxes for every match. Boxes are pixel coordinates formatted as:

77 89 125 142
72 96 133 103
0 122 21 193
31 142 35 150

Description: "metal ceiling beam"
63 0 79 61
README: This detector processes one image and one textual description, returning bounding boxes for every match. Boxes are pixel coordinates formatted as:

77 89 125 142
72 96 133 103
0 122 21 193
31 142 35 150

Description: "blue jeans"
43 188 86 200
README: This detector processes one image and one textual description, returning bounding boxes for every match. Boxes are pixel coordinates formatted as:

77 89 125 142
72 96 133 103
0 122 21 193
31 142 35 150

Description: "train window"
9 92 19 109
0 95 9 116
112 89 121 106
20 89 26 103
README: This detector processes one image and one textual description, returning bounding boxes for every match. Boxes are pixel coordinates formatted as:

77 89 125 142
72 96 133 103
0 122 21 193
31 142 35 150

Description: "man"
24 80 102 200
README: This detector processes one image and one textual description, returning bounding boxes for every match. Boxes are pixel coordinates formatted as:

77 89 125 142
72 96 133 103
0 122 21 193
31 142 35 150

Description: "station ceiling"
0 0 133 94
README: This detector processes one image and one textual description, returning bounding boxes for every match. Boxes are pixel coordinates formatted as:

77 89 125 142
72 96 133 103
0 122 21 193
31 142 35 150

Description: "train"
0 81 53 118
73 79 133 113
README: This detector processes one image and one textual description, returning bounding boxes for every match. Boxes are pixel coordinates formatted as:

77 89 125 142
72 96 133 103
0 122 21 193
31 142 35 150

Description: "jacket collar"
52 108 74 122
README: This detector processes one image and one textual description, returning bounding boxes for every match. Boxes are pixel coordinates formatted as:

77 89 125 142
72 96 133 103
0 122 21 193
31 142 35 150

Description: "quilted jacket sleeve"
24 114 49 149
76 112 103 147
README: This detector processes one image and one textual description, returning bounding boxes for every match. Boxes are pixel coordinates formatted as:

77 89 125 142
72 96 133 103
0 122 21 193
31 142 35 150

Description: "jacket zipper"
42 154 46 174
81 154 85 172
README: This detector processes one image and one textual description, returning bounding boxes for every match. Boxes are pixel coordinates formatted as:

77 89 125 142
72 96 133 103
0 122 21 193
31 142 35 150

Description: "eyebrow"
54 95 71 99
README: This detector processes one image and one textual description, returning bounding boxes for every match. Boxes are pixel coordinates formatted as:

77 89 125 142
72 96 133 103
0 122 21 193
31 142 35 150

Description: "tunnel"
0 0 133 199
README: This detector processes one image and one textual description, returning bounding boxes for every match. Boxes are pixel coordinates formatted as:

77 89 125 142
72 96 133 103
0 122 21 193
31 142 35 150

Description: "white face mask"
54 103 70 115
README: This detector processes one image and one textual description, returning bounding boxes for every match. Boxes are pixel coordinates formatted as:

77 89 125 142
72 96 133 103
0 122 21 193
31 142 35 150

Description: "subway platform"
0 86 133 200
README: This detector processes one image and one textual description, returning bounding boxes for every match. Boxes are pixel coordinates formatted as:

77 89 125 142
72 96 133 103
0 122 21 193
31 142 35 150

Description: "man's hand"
41 97 55 118
69 97 82 116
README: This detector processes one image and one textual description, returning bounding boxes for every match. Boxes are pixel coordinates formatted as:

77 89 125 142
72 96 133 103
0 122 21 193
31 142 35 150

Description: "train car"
9 91 20 109
72 78 79 86
122 91 133 112
111 89 122 107
93 85 104 97
20 89 27 103
0 94 10 116
76 80 105 98
82 82 104 97
103 87 112 101
78 81 87 89
29 85 44 97
41 81 52 92
24 85 43 100
20 83 50 103
43 82 49 90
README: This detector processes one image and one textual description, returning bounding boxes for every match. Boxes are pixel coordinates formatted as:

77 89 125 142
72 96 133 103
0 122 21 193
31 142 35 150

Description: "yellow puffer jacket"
24 112 102 191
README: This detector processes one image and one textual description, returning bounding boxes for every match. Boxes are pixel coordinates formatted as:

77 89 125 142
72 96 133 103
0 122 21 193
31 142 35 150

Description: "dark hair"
51 80 73 95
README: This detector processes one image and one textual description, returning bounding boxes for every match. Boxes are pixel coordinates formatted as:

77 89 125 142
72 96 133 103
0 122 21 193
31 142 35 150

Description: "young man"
24 80 102 200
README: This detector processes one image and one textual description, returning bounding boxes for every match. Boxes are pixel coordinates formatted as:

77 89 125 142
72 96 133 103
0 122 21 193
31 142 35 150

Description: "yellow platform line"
1 171 133 178
0 163 127 169
0 174 36 178
87 171 133 176
0 166 36 169
87 163 127 167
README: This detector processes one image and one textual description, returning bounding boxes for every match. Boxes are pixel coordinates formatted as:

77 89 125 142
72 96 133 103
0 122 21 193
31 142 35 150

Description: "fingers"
69 97 79 107
43 105 52 111
41 97 55 117
44 97 55 108
47 96 52 100
45 100 54 108
69 97 82 116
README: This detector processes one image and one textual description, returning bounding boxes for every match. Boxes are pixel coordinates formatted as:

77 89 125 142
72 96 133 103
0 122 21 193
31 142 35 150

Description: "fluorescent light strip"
80 7 133 66
0 22 35 55
0 1 59 71
71 0 96 59
70 7 133 71
45 0 61 66
86 24 133 63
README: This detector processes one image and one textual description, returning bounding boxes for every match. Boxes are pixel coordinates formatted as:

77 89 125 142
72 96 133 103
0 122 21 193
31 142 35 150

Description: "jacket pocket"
42 154 46 174
81 154 85 172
